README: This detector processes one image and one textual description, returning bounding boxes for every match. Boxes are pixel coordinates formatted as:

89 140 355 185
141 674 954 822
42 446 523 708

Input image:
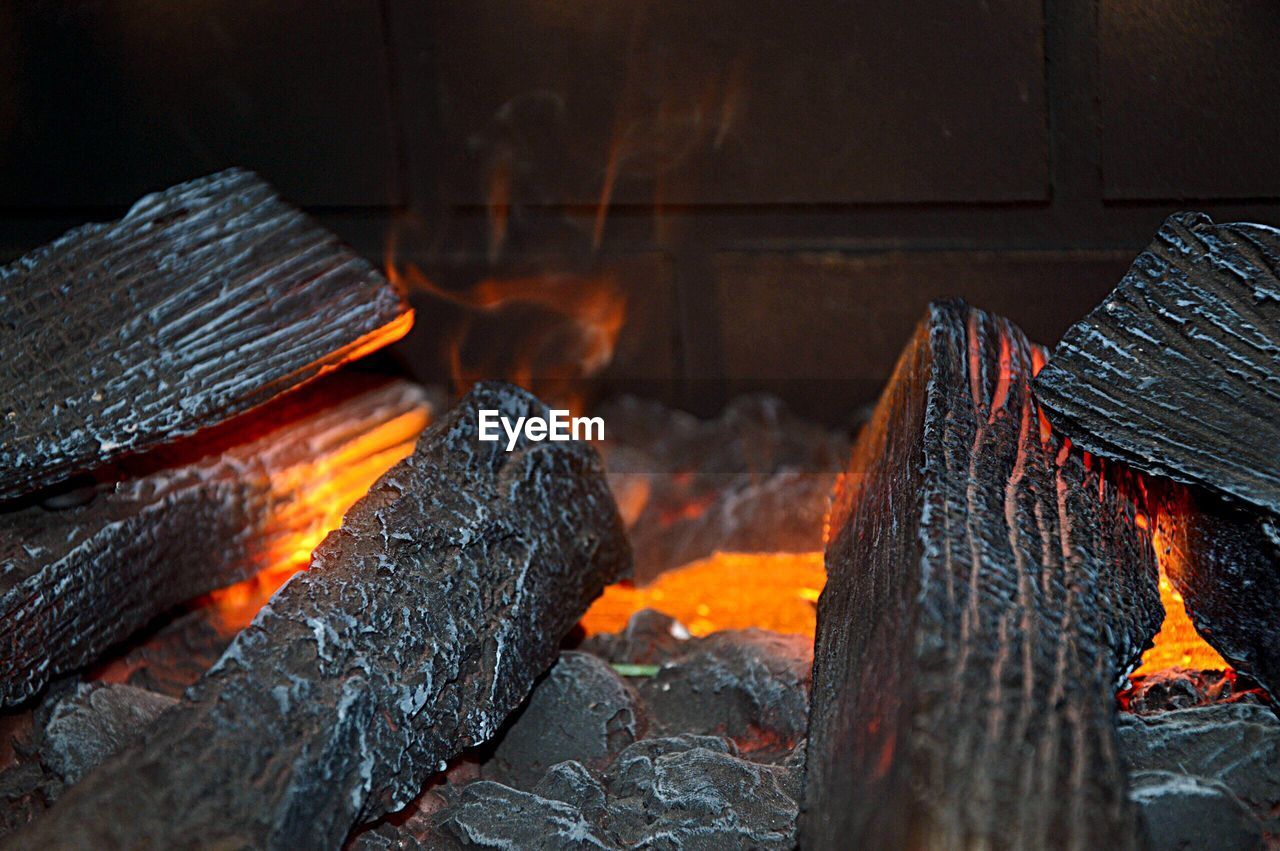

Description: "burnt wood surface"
0 377 431 707
802 301 1162 850
12 382 630 850
1157 485 1280 701
1034 213 1280 515
0 168 411 502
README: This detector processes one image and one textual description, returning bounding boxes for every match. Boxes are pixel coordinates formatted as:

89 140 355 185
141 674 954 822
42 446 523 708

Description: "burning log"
12 383 630 850
802 301 1162 849
0 168 412 502
1034 213 1280 516
1033 214 1280 702
0 377 431 706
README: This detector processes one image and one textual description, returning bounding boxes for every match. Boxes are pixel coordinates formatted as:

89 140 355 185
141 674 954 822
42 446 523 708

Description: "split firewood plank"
0 167 412 502
1034 213 1280 515
0 376 432 707
12 382 630 850
1152 483 1280 700
801 301 1162 850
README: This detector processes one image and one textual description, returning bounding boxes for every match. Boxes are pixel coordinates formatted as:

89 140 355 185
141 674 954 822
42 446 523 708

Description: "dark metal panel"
430 0 1049 206
710 250 1134 420
1100 0 1280 200
0 1 400 207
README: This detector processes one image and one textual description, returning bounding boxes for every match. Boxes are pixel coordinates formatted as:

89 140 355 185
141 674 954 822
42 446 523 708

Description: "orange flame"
580 551 825 638
1131 498 1228 675
1034 393 1223 679
384 253 626 412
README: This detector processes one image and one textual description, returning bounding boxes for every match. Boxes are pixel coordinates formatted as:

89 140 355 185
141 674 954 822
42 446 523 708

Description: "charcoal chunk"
0 378 431 706
634 629 810 758
0 168 410 501
437 781 618 850
1129 771 1264 851
1120 668 1267 715
533 761 609 824
11 382 630 850
804 301 1159 849
434 735 800 851
603 736 799 850
580 609 693 665
1118 703 1280 834
1035 213 1280 515
485 652 642 789
40 683 175 785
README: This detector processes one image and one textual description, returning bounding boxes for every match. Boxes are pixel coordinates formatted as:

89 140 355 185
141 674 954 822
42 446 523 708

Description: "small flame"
1131 497 1228 676
580 551 825 638
385 253 626 412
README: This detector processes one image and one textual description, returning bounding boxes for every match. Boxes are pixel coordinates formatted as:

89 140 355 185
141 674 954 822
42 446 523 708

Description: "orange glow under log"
580 551 825 638
1131 502 1228 676
322 309 415 371
1029 379 1221 680
205 393 430 631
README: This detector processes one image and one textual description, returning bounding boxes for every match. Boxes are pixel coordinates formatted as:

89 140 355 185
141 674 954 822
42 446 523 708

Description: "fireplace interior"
2 3 1280 850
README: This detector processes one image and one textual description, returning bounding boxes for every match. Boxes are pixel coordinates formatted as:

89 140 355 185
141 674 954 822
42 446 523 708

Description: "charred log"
0 168 411 501
0 377 431 706
1034 213 1280 515
12 382 630 850
802 301 1162 850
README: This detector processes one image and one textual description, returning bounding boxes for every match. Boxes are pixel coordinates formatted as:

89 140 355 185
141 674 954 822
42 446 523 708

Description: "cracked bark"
11 382 630 850
802 301 1161 850
0 168 410 501
0 376 430 706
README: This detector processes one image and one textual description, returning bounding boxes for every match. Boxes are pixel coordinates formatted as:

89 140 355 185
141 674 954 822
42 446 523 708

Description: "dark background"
2 0 1277 423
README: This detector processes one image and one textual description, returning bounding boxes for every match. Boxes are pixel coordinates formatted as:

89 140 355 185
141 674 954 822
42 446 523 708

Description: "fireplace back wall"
3 0 1278 423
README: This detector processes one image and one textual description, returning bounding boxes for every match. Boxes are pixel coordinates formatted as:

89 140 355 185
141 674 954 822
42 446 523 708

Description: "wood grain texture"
1034 213 1280 515
11 382 630 850
801 301 1161 850
0 377 431 707
0 168 411 501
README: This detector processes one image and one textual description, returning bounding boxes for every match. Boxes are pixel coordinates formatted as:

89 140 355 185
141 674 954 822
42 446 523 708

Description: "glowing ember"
1031 382 1223 680
206 402 430 631
1131 505 1228 676
580 551 825 638
331 310 416 369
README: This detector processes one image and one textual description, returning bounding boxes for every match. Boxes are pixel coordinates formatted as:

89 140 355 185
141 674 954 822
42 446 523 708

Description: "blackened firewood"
0 168 412 502
802 301 1162 850
13 382 630 850
1034 213 1280 515
1156 485 1280 700
0 377 432 707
